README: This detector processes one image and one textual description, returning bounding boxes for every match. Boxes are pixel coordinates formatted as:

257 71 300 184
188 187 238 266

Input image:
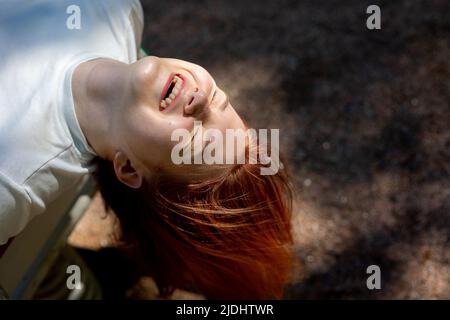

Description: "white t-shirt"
0 0 144 245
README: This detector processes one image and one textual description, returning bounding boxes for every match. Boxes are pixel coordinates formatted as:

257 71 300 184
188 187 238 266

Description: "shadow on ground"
71 0 450 299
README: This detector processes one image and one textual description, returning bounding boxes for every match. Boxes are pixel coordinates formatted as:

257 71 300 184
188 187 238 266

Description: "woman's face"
116 56 246 180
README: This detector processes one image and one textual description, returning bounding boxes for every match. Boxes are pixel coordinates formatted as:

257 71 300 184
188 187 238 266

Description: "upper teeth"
160 76 183 109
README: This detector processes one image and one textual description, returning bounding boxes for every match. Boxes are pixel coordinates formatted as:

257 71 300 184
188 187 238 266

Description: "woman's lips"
159 73 185 112
160 73 175 102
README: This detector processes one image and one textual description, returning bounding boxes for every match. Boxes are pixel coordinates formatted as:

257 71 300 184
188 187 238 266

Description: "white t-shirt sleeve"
129 0 144 49
0 172 32 245
0 0 145 244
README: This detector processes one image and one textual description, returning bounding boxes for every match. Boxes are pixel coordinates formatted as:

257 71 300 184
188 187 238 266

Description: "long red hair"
92 147 294 299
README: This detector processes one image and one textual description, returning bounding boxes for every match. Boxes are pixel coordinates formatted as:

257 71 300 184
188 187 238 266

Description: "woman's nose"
184 88 209 117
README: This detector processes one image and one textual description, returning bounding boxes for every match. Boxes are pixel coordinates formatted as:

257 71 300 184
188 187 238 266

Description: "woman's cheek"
168 117 196 133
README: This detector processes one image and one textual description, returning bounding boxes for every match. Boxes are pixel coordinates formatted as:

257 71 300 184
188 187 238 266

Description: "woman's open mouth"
159 73 185 111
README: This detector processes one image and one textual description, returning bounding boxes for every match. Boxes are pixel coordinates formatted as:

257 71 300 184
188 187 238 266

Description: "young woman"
0 0 293 299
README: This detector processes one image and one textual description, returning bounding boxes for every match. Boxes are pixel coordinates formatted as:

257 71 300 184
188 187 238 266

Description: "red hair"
92 148 294 299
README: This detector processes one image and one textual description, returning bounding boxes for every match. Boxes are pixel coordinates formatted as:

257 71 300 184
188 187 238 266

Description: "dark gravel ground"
71 0 450 299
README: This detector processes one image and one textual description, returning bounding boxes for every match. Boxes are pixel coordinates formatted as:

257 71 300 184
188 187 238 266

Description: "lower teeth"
161 77 183 108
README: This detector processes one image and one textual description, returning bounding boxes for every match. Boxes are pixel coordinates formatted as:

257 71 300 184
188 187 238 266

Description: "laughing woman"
0 0 293 299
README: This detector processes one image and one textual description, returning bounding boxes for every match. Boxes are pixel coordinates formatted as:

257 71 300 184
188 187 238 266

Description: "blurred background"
69 0 450 299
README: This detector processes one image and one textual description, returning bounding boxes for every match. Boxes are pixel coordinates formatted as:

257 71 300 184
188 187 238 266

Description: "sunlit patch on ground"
69 0 449 299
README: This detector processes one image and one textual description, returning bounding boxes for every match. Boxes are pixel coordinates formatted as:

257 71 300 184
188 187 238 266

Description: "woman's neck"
72 58 131 160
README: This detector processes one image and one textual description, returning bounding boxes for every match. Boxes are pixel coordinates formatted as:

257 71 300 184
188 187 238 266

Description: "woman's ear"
113 151 143 189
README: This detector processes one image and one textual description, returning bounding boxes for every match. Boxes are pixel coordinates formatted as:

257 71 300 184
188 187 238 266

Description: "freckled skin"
120 57 247 179
74 56 246 184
